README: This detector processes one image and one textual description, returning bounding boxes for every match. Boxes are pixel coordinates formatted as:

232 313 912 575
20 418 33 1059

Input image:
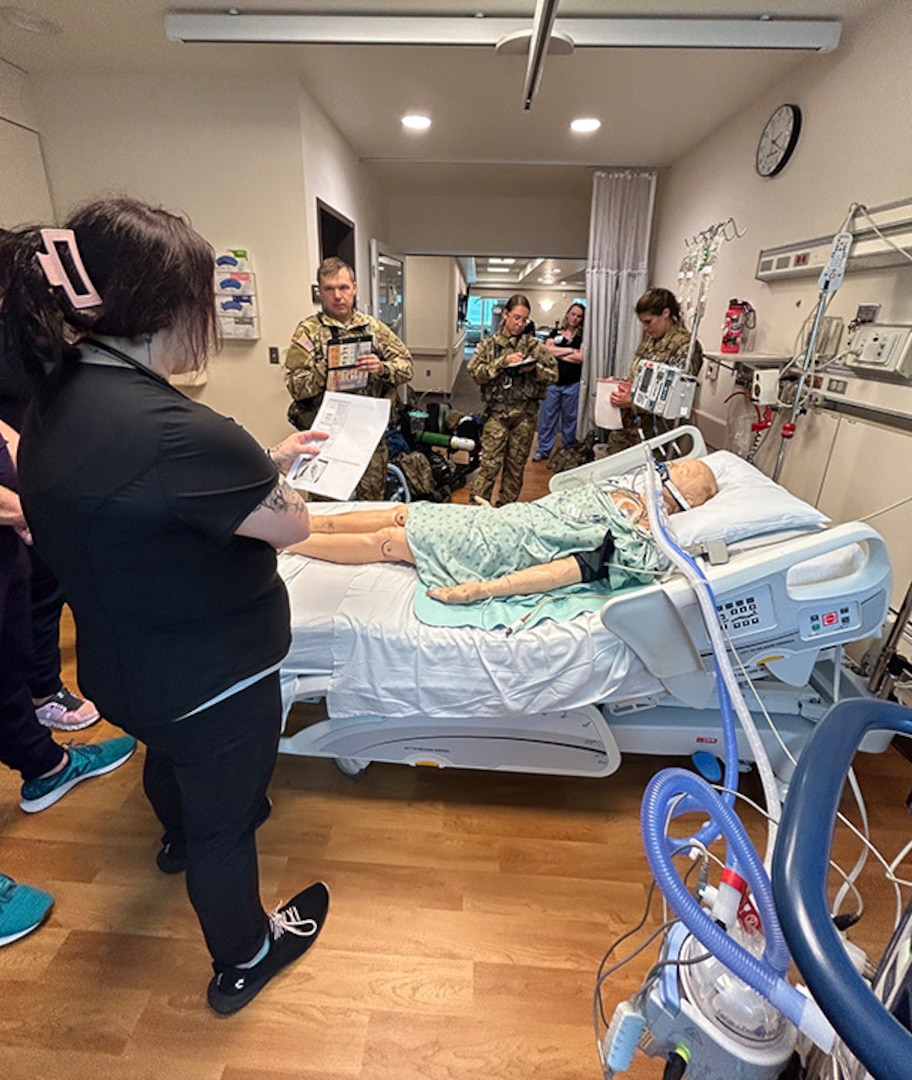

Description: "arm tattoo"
258 479 307 515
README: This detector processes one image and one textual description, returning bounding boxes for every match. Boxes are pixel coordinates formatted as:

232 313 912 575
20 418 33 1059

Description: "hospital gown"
405 482 664 592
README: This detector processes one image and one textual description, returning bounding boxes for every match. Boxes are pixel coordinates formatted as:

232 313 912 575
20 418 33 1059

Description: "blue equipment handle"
772 699 912 1080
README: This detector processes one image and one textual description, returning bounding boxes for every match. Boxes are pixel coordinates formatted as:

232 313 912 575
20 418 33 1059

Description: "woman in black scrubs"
3 197 329 1014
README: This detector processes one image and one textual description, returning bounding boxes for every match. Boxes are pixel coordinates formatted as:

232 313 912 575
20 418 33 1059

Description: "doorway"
317 199 355 273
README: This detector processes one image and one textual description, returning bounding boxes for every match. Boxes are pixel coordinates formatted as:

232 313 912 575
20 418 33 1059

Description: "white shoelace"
268 904 318 939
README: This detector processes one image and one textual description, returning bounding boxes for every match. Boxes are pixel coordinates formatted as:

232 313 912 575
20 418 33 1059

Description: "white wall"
297 86 386 296
0 58 53 226
651 0 912 608
652 0 912 353
28 73 387 447
387 192 590 260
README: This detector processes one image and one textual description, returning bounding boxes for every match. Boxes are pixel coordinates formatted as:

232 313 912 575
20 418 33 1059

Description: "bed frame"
278 428 893 782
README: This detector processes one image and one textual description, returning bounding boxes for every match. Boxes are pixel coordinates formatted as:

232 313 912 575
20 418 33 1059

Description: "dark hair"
504 293 532 314
317 256 355 284
635 287 682 323
1 197 216 391
561 302 585 331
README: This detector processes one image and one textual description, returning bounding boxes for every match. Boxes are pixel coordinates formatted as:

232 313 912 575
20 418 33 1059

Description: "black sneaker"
207 881 330 1016
156 796 273 875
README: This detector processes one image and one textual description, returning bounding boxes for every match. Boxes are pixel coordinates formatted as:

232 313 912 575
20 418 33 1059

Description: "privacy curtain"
578 170 657 438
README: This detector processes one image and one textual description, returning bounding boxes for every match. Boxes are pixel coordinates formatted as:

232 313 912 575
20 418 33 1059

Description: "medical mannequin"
286 459 718 603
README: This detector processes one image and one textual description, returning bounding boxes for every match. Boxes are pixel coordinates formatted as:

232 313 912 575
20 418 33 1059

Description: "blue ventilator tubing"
773 699 912 1079
641 767 835 1052
642 457 739 852
637 456 835 1054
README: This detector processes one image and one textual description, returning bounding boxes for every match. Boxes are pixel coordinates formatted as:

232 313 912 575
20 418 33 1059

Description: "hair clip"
37 228 102 309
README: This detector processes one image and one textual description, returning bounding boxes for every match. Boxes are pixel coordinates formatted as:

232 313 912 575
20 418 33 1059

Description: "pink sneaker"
34 689 101 731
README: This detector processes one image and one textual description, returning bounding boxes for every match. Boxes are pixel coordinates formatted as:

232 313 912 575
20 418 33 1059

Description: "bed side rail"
599 522 892 706
549 425 707 492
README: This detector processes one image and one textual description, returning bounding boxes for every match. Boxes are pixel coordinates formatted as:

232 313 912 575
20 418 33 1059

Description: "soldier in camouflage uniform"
467 294 557 506
284 257 412 500
605 287 703 455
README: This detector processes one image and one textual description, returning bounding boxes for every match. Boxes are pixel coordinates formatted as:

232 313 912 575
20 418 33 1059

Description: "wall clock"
755 103 802 178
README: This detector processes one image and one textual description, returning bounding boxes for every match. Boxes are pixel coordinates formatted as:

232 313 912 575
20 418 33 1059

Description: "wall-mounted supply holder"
215 249 260 340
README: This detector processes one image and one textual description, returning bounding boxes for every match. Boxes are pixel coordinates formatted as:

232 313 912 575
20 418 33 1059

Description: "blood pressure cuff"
571 530 616 583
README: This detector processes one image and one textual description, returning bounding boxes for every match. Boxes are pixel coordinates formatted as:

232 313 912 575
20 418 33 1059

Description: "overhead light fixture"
401 113 431 131
570 117 600 134
487 267 513 273
488 257 516 265
165 13 842 53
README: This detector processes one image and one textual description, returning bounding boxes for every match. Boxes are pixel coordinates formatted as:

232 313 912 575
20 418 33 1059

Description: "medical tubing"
642 462 738 843
773 699 912 1080
644 461 782 862
640 768 832 1048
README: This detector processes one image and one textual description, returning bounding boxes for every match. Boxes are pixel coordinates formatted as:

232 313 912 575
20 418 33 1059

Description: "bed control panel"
798 600 860 640
715 585 777 638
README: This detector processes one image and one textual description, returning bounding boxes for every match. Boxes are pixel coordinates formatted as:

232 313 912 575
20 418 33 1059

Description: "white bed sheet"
278 552 663 720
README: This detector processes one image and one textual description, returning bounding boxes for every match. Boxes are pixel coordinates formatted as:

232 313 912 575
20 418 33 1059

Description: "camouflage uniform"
467 330 557 506
284 310 412 500
605 324 703 455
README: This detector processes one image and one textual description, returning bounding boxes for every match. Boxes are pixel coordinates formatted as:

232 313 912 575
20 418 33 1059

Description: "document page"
287 391 391 500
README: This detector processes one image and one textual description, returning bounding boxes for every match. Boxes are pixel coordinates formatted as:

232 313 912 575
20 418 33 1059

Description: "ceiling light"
487 267 512 273
401 113 431 131
570 118 600 134
551 267 562 274
488 257 516 265
0 5 62 33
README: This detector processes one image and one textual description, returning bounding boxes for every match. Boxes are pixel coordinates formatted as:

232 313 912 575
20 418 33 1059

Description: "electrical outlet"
268 346 280 365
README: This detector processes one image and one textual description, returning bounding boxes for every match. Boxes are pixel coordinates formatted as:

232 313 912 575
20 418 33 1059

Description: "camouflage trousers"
355 440 389 501
305 440 389 502
471 403 539 507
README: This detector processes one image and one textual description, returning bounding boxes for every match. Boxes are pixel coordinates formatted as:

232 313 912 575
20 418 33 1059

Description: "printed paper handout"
287 391 391 501
326 335 373 392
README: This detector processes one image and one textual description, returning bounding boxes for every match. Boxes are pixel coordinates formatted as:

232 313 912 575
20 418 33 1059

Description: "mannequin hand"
427 581 489 605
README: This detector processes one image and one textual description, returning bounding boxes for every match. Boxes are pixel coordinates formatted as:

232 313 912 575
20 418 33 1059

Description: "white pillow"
666 450 829 545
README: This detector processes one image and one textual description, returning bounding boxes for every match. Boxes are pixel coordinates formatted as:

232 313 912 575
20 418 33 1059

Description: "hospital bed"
277 426 892 781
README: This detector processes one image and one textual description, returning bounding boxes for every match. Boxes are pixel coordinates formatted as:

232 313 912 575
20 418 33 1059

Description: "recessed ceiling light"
570 117 601 134
487 267 512 273
551 267 562 274
401 113 431 131
0 5 62 33
488 257 516 265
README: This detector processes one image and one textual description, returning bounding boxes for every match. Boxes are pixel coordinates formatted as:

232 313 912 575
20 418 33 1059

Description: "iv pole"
772 205 859 482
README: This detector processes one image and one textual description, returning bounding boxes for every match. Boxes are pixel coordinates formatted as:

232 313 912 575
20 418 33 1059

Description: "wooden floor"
1 458 910 1080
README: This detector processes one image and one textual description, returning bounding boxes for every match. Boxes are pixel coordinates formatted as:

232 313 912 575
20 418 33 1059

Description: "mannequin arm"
426 556 583 605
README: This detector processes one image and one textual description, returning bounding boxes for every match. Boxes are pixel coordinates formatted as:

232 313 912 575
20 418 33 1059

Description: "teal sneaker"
20 736 137 814
0 874 54 946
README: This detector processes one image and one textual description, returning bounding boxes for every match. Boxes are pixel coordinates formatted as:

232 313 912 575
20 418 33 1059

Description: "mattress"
277 551 663 720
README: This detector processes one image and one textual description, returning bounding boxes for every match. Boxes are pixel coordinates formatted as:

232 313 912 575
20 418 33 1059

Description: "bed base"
278 661 891 783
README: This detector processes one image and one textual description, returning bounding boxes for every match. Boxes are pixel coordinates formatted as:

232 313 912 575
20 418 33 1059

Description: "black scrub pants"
139 673 282 969
0 541 67 782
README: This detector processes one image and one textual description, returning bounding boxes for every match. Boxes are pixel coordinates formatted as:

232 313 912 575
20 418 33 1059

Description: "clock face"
756 104 802 178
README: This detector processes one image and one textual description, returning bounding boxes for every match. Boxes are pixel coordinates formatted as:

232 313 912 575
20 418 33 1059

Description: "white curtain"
578 170 656 438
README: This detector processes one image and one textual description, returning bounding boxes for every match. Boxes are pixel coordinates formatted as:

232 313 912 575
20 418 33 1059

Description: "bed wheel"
335 757 369 777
